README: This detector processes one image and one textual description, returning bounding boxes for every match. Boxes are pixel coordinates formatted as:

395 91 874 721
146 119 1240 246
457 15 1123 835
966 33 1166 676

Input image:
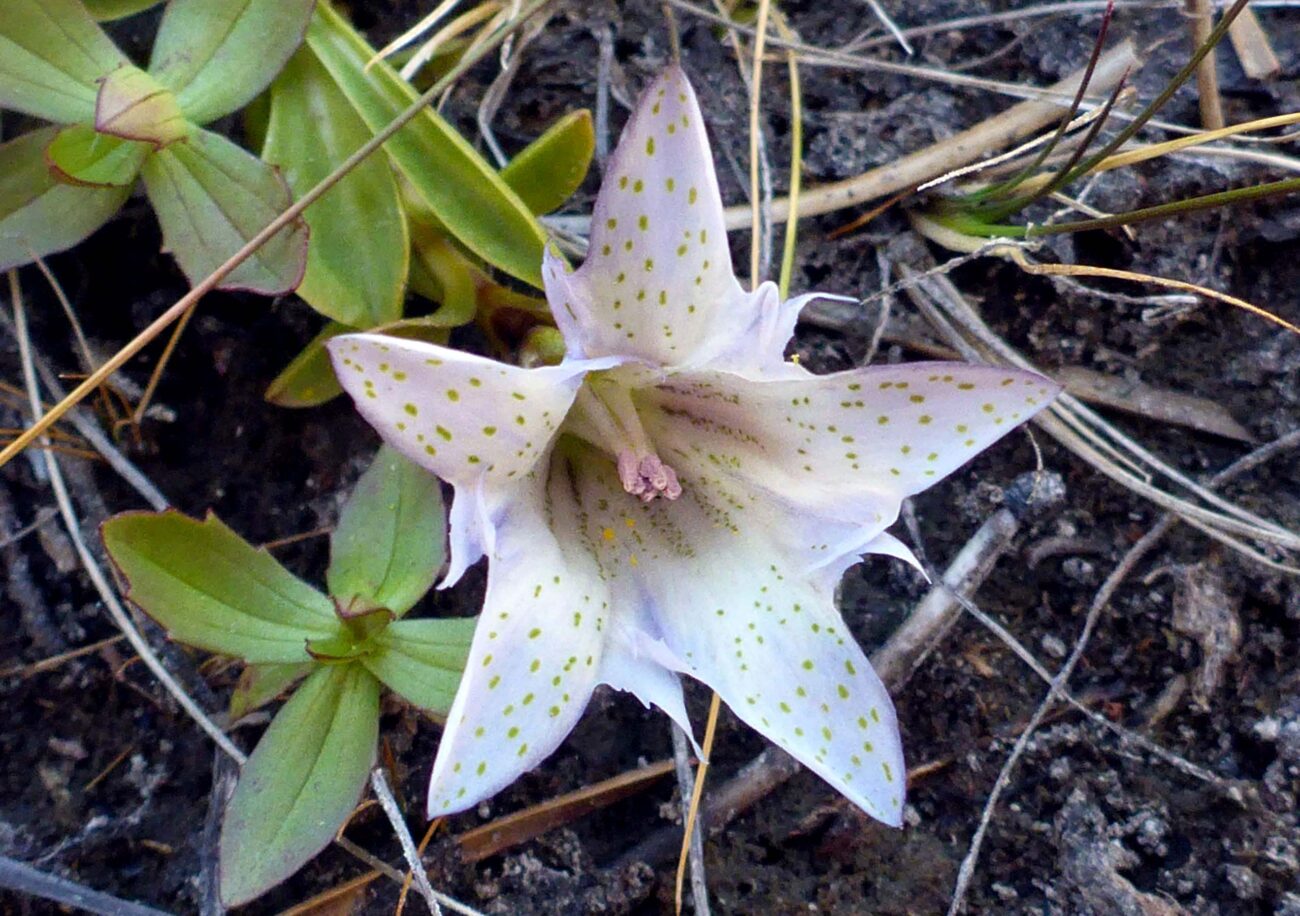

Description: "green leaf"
327 445 445 617
219 664 378 907
149 0 317 125
46 125 149 188
0 0 126 124
102 510 339 664
140 126 308 294
263 47 407 326
306 3 547 289
0 127 128 272
362 617 475 714
500 109 595 215
265 320 352 408
84 0 164 21
229 662 313 721
94 64 189 148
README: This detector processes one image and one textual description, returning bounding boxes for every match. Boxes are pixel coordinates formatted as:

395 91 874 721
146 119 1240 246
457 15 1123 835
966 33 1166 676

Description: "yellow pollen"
602 527 615 541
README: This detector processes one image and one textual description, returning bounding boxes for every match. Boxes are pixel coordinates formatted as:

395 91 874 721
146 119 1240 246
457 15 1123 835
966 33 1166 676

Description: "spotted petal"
328 334 614 583
543 65 760 368
641 362 1060 576
426 470 611 817
556 447 906 823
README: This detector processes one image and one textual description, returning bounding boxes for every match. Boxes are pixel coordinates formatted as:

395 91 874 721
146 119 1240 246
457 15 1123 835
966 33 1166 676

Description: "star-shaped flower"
328 65 1059 825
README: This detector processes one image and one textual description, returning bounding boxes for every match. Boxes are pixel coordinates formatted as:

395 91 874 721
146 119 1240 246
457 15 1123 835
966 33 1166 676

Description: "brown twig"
1188 0 1225 129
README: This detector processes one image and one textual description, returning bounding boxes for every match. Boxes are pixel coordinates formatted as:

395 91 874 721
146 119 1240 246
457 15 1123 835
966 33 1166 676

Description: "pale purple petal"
426 471 611 817
542 65 759 368
328 334 614 582
704 285 855 378
598 611 697 755
555 449 906 823
641 362 1059 577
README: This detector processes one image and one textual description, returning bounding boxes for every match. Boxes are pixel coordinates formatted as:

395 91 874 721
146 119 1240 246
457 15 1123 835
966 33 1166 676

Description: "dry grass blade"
7 270 246 764
720 40 1138 228
0 633 128 680
276 869 383 916
0 0 550 471
893 256 1300 562
455 759 676 863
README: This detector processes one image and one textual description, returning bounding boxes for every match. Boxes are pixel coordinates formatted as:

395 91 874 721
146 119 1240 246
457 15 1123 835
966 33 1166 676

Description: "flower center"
570 375 683 503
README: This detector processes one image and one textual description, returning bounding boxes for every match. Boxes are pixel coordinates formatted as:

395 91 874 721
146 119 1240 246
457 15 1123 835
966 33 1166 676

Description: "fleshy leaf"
84 0 164 21
102 510 339 663
263 46 407 326
140 126 308 294
219 664 378 907
265 321 353 408
0 127 128 273
362 617 475 714
327 445 446 617
94 64 189 148
306 3 548 289
499 110 595 215
541 65 750 367
229 662 313 720
327 446 444 618
45 125 148 188
149 0 317 125
0 0 126 124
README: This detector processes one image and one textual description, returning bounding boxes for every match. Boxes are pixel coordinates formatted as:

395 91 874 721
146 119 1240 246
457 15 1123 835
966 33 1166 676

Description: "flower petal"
598 599 697 754
328 333 612 582
641 362 1060 574
556 451 906 824
426 470 611 817
543 65 752 367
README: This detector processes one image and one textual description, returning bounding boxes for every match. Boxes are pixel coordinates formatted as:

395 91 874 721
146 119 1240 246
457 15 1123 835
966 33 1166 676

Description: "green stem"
941 176 1300 239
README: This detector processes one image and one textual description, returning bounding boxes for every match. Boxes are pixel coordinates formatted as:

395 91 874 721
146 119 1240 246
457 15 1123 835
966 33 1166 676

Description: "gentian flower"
329 66 1058 826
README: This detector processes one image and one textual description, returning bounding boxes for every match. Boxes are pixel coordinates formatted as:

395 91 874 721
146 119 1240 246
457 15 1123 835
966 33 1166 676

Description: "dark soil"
3 2 1300 914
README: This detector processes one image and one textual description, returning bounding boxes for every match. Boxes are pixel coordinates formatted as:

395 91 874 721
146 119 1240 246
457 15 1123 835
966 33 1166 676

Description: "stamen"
572 378 685 502
618 451 683 502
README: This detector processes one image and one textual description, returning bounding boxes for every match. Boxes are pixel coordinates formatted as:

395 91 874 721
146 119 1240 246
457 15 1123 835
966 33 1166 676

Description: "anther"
618 451 682 502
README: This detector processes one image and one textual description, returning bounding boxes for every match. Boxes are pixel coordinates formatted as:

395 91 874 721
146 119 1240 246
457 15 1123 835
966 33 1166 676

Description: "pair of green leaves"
102 446 473 906
0 0 314 292
261 4 596 406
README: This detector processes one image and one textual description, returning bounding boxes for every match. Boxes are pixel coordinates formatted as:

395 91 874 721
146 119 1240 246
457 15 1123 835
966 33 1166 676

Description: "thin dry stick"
1189 0 1225 129
1226 5 1280 79
370 767 442 916
0 0 549 470
944 428 1300 914
7 271 245 765
0 855 170 916
0 309 168 510
861 0 914 54
728 40 1138 227
671 725 710 916
675 692 721 915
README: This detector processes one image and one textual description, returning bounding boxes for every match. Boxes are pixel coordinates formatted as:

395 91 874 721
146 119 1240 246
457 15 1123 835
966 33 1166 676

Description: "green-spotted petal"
326 333 617 585
554 446 906 823
425 471 610 817
542 65 754 368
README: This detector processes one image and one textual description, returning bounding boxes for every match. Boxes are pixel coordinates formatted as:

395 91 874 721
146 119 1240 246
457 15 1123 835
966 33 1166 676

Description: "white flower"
329 65 1059 826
